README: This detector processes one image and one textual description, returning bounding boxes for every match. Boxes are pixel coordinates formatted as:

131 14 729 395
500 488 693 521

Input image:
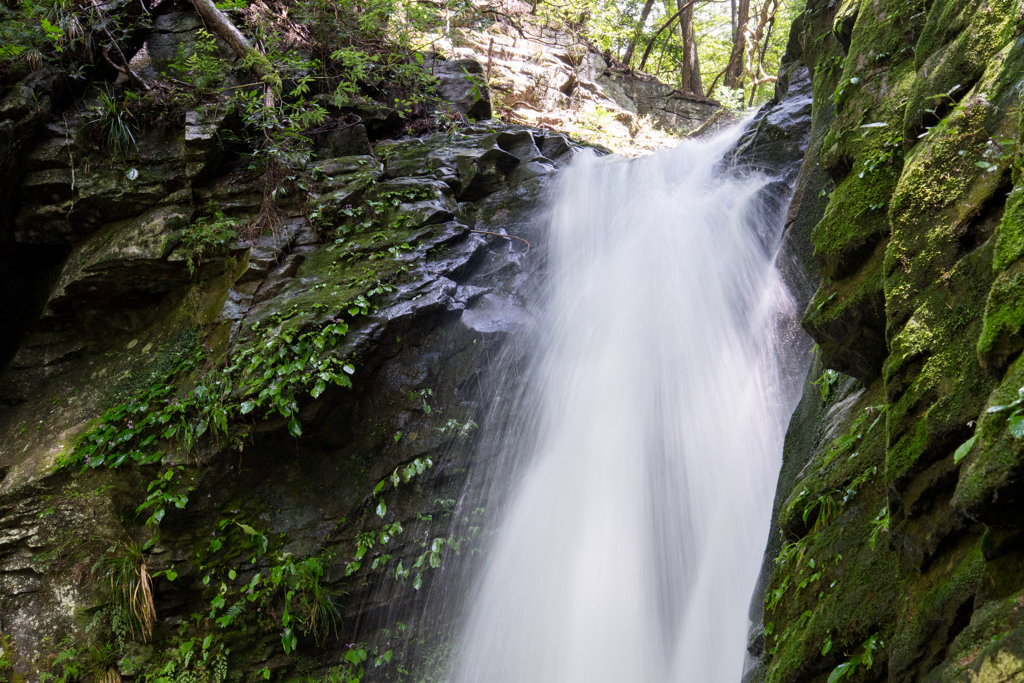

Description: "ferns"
169 29 228 92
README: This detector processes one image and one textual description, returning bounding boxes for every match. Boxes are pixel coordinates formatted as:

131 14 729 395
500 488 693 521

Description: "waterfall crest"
450 126 805 683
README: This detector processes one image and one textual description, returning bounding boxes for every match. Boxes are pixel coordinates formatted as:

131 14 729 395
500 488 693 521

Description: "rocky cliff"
0 7 595 680
0 0 739 677
427 8 726 155
749 2 1024 683
5 0 1024 680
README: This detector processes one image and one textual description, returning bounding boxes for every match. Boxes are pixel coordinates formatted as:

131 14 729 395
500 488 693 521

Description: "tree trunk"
189 0 281 105
623 0 658 67
724 0 748 88
747 0 779 105
637 0 702 73
676 0 703 96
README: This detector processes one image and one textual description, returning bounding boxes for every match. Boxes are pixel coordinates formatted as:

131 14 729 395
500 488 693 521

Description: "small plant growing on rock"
179 211 240 275
0 634 21 681
986 386 1024 438
93 538 155 643
827 633 883 683
169 29 228 93
85 641 121 683
811 368 840 402
87 86 137 161
293 556 342 646
38 635 85 683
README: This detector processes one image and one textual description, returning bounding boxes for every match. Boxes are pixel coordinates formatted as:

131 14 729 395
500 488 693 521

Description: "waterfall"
448 125 806 683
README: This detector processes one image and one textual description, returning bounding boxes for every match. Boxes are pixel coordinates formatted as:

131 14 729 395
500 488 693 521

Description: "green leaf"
203 635 213 650
393 431 402 442
165 569 178 582
241 400 256 415
281 628 297 655
376 498 387 518
822 637 832 655
827 661 855 683
311 380 326 399
953 435 977 463
236 522 259 536
346 648 367 665
413 572 422 590
41 17 64 42
210 538 222 552
228 569 237 580
1009 413 1024 439
288 418 303 438
343 364 355 375
210 595 225 610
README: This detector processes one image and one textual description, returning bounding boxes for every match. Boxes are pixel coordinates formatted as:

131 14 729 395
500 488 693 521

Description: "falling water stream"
448 124 805 683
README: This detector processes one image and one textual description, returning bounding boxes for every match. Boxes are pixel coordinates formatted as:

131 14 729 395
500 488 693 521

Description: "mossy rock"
802 239 888 383
904 0 1021 141
889 541 985 682
952 354 1024 525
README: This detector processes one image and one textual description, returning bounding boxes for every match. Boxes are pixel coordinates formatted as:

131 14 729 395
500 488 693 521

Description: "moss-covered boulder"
752 2 1024 683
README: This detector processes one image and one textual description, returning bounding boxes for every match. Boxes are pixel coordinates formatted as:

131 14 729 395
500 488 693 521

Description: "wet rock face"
751 1 1024 683
0 0 738 675
0 37 581 673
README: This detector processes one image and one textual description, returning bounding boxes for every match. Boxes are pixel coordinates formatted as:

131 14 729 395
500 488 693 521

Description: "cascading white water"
450 126 804 683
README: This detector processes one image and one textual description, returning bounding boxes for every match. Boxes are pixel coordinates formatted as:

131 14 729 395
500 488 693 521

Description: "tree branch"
685 107 724 138
102 46 151 90
637 0 721 72
188 0 281 106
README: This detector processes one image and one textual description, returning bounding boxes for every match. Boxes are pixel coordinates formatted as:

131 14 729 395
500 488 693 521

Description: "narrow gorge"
0 0 1022 682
